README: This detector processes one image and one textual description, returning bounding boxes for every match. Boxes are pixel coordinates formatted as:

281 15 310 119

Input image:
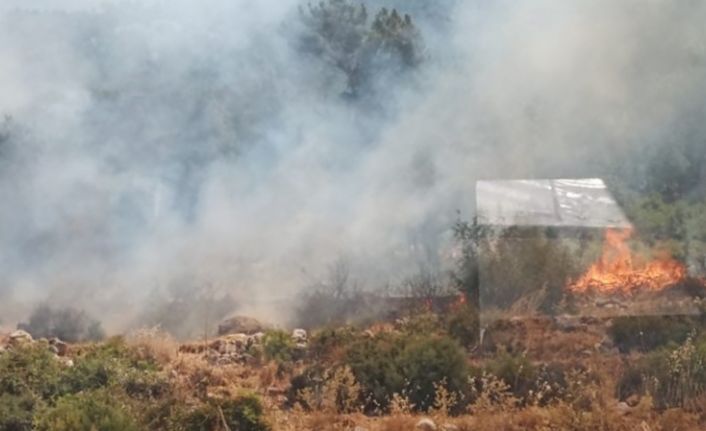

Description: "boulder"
217 316 269 336
416 418 437 431
9 329 33 346
49 337 68 356
291 328 307 343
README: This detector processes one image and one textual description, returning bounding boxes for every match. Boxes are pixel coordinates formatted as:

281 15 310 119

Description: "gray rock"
416 418 437 431
291 328 307 343
9 330 33 346
49 338 68 356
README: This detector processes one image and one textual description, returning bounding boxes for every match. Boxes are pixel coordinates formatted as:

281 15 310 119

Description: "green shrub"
308 326 358 360
0 344 64 399
616 365 643 401
171 393 270 431
121 367 171 400
262 330 296 363
0 337 172 430
34 391 138 431
474 352 570 406
609 316 695 353
397 335 469 412
484 351 537 399
617 337 706 409
79 336 159 371
59 337 164 397
0 392 39 431
445 303 479 347
345 333 406 412
345 333 469 413
287 364 326 408
399 312 443 336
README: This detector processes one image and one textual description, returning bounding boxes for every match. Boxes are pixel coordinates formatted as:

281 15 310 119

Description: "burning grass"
568 228 691 296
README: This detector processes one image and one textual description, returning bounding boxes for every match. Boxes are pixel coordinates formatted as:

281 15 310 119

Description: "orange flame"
450 292 467 311
568 228 687 295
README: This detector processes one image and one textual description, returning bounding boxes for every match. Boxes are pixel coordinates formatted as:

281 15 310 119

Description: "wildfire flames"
568 228 687 295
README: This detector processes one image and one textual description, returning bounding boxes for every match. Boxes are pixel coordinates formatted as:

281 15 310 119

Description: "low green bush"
444 303 479 347
483 351 537 399
345 333 469 413
471 352 570 406
608 316 696 353
0 392 38 431
34 390 138 431
344 333 406 412
170 393 270 431
399 312 443 336
0 338 169 430
0 344 64 400
397 335 469 412
60 337 165 397
287 364 326 408
617 337 706 409
308 326 358 360
262 330 296 363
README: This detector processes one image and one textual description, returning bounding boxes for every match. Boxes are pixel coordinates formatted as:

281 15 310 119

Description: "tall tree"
299 0 424 96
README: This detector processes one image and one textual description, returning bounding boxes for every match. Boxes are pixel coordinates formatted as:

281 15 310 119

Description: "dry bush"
388 392 414 415
258 361 280 390
168 354 258 401
126 327 178 365
325 365 362 413
298 365 362 414
431 379 459 417
468 372 519 414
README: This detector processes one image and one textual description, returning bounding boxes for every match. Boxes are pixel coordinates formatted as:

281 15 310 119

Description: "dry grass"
126 326 179 365
88 318 706 430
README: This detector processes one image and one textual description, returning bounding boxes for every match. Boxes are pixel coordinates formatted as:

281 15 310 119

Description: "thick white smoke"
0 0 704 330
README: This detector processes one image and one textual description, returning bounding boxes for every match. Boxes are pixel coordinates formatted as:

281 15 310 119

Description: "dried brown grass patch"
126 326 178 364
379 414 416 431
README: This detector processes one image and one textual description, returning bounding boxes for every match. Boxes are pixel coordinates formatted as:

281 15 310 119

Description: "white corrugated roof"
476 178 632 229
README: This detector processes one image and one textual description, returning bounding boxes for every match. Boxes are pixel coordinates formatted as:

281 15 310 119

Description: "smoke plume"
0 0 704 331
